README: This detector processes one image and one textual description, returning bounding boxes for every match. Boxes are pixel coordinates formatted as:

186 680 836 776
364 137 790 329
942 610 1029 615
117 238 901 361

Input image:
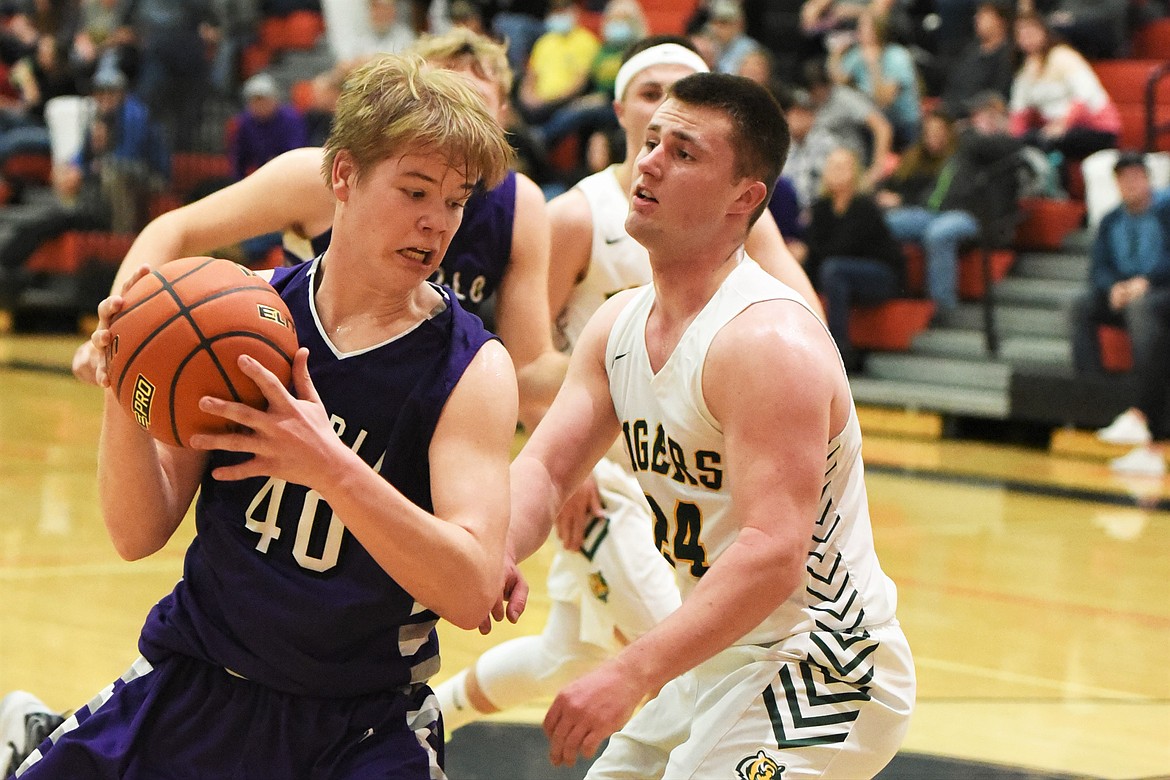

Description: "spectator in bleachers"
515 0 599 129
939 0 1016 121
448 0 486 34
883 90 1023 318
208 0 261 96
229 72 307 180
875 108 957 213
111 0 218 152
229 71 306 263
780 84 844 217
828 5 921 151
0 33 84 171
0 9 37 68
703 0 762 75
800 0 870 40
1020 0 1128 60
1008 10 1119 177
55 65 168 232
801 57 893 191
806 145 906 373
356 0 417 57
1071 151 1170 476
526 0 644 169
72 0 133 83
302 65 343 146
0 64 166 294
488 0 548 76
323 0 416 65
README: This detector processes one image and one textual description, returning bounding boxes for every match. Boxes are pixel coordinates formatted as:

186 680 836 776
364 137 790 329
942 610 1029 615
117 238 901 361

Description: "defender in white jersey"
437 38 824 731
507 72 914 778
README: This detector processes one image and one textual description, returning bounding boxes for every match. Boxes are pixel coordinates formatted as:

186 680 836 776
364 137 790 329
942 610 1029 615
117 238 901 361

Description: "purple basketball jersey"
138 258 497 698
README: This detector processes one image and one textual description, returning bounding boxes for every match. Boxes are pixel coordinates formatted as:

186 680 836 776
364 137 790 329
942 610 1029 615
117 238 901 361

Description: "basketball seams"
112 268 271 397
107 257 298 447
166 331 295 447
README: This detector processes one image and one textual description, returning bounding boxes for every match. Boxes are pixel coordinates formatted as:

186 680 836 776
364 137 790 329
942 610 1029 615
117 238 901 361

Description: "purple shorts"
16 654 445 779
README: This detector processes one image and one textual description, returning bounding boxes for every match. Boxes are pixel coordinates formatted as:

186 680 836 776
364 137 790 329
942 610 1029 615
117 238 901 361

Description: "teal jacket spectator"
1089 194 1170 294
76 92 170 184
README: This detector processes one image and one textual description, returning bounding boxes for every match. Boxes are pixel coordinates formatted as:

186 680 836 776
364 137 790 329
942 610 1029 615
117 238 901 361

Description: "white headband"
613 43 710 102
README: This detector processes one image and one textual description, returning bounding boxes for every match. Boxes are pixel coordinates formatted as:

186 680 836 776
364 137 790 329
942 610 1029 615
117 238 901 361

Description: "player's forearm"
318 456 508 630
610 528 804 697
516 349 568 432
97 393 194 560
508 453 561 562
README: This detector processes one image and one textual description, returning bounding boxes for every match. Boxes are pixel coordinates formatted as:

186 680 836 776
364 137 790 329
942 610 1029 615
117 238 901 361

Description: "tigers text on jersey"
138 257 497 699
605 257 899 647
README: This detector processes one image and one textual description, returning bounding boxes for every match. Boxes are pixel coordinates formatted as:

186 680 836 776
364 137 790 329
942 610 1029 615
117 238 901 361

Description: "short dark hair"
1114 150 1148 174
668 72 790 225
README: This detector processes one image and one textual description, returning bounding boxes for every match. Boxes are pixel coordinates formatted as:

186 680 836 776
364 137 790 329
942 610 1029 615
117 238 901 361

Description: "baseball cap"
242 73 280 101
709 0 742 21
92 67 127 92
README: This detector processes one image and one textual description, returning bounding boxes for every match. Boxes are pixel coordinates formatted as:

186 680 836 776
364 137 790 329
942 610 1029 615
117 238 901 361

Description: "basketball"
106 256 299 448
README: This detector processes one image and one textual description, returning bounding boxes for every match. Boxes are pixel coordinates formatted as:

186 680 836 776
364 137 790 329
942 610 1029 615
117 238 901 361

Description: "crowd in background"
0 0 1169 471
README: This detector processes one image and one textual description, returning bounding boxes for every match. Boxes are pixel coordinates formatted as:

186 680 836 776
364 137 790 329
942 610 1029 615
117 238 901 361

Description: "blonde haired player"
16 53 517 778
508 72 915 778
71 27 562 432
436 37 823 731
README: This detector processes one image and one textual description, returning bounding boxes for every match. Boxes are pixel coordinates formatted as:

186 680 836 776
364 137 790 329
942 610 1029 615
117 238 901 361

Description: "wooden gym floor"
1 333 1168 780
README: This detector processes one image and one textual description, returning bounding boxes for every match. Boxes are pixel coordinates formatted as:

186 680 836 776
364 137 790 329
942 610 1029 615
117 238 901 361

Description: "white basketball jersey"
606 257 899 646
556 166 653 351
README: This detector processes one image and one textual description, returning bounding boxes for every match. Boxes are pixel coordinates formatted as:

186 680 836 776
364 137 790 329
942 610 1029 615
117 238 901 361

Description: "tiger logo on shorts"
736 749 783 780
588 571 609 603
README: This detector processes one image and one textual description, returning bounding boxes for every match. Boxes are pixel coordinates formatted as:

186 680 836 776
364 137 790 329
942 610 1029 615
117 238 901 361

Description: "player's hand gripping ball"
106 257 299 447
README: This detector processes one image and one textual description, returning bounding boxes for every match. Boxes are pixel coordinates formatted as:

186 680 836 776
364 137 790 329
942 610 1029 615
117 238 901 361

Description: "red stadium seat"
283 10 325 50
1014 197 1085 250
1098 325 1133 373
849 298 936 352
289 79 315 113
902 244 1016 300
1133 17 1170 60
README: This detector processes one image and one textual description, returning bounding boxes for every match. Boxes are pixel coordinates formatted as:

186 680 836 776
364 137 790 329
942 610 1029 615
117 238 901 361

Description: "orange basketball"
106 256 299 447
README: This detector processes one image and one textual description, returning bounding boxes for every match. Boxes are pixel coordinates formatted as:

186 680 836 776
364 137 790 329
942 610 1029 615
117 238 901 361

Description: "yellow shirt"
528 27 601 102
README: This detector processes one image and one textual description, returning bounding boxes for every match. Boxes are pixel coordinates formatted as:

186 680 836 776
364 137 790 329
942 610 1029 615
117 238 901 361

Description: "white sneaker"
0 690 63 776
1097 409 1152 446
1109 446 1166 476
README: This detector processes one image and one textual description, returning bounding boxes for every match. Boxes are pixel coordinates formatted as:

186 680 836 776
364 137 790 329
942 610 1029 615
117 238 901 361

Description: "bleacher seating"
1013 197 1086 250
1091 59 1170 152
1133 17 1170 59
1098 325 1134 373
850 299 935 352
242 9 326 79
902 244 1017 301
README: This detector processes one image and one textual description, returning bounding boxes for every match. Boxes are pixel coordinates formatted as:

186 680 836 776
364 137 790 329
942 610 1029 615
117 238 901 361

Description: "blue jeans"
884 206 980 311
491 13 546 77
1070 286 1170 437
819 256 900 369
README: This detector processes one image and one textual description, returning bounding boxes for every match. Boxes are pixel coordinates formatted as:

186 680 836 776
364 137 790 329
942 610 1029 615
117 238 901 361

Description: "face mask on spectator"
604 19 635 45
546 12 574 34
